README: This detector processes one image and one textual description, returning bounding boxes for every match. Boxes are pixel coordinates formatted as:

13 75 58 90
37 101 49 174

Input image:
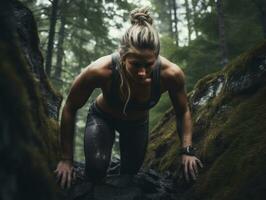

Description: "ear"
120 56 127 66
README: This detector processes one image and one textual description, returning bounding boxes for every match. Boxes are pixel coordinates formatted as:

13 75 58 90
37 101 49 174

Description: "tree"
191 0 199 37
216 0 229 66
54 0 67 81
45 0 59 77
171 0 179 46
184 0 192 44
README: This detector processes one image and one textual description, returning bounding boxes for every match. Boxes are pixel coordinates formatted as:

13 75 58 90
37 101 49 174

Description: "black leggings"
84 101 149 182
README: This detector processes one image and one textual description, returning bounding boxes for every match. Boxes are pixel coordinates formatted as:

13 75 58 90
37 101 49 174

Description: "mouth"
136 76 151 84
137 76 146 80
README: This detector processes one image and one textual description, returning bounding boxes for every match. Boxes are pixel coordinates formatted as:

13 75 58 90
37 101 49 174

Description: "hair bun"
130 7 153 25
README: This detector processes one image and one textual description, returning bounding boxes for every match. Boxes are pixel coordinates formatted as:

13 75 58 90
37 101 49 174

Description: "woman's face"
124 49 157 84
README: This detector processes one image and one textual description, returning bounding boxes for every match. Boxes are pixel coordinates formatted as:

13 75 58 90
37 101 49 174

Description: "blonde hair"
117 7 160 115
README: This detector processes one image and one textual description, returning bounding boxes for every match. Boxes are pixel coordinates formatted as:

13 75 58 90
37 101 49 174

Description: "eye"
130 61 142 68
129 60 154 69
145 62 155 68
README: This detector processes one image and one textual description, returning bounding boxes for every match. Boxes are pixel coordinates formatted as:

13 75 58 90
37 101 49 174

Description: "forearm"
176 109 193 148
60 106 77 161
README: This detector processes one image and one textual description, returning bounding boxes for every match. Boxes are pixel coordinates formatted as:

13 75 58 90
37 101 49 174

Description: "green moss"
192 86 266 200
0 41 59 198
158 137 179 173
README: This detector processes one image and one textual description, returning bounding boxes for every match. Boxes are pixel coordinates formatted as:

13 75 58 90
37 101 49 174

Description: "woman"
55 7 203 188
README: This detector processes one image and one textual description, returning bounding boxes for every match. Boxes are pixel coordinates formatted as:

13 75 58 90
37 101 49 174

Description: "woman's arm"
164 64 203 182
166 67 192 147
60 68 97 162
55 56 111 188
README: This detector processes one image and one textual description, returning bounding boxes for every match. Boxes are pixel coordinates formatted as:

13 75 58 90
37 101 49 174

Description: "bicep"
167 69 189 114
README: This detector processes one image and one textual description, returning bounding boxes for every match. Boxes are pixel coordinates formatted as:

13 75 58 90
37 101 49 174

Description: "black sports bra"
105 52 161 111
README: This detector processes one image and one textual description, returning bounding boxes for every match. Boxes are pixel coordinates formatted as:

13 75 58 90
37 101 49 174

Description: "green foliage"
160 34 178 59
151 0 265 93
149 92 172 130
150 0 172 33
175 36 220 91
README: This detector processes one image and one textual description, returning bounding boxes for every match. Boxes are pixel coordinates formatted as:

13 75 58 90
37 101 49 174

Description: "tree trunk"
45 0 59 77
185 0 192 44
171 0 179 46
167 0 174 39
216 0 228 66
191 0 199 37
54 0 66 80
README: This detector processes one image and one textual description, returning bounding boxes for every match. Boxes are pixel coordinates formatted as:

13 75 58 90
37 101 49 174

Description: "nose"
137 68 146 77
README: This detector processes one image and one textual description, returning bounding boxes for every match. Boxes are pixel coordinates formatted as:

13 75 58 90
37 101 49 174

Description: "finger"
56 171 62 183
189 161 196 180
196 159 204 168
184 162 189 182
61 172 67 189
192 161 199 175
72 170 77 181
67 172 72 189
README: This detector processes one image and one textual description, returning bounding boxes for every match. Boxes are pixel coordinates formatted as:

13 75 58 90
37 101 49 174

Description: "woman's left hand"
181 155 203 182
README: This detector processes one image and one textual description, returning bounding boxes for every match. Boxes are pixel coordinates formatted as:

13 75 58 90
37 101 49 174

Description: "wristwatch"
179 145 196 156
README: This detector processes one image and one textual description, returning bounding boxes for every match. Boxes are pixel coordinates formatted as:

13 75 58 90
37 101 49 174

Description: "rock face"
145 42 266 199
0 1 61 200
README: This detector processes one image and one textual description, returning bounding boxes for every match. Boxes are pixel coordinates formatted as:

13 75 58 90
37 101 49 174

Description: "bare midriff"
96 93 149 121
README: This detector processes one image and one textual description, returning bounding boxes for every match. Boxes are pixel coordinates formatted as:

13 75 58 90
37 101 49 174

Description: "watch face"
187 146 195 155
180 146 196 156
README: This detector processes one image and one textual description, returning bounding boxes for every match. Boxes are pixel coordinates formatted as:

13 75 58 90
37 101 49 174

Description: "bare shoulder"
76 55 112 88
82 55 112 80
159 56 185 89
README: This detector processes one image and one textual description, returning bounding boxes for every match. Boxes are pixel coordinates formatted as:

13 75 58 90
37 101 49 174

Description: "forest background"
21 0 266 161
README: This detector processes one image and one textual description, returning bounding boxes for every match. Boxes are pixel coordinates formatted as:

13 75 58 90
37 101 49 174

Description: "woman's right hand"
54 160 75 189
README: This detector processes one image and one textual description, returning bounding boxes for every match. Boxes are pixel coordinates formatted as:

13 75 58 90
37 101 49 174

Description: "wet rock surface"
59 160 180 200
190 75 225 112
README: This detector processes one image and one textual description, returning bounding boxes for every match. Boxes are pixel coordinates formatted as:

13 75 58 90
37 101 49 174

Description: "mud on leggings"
84 101 149 183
